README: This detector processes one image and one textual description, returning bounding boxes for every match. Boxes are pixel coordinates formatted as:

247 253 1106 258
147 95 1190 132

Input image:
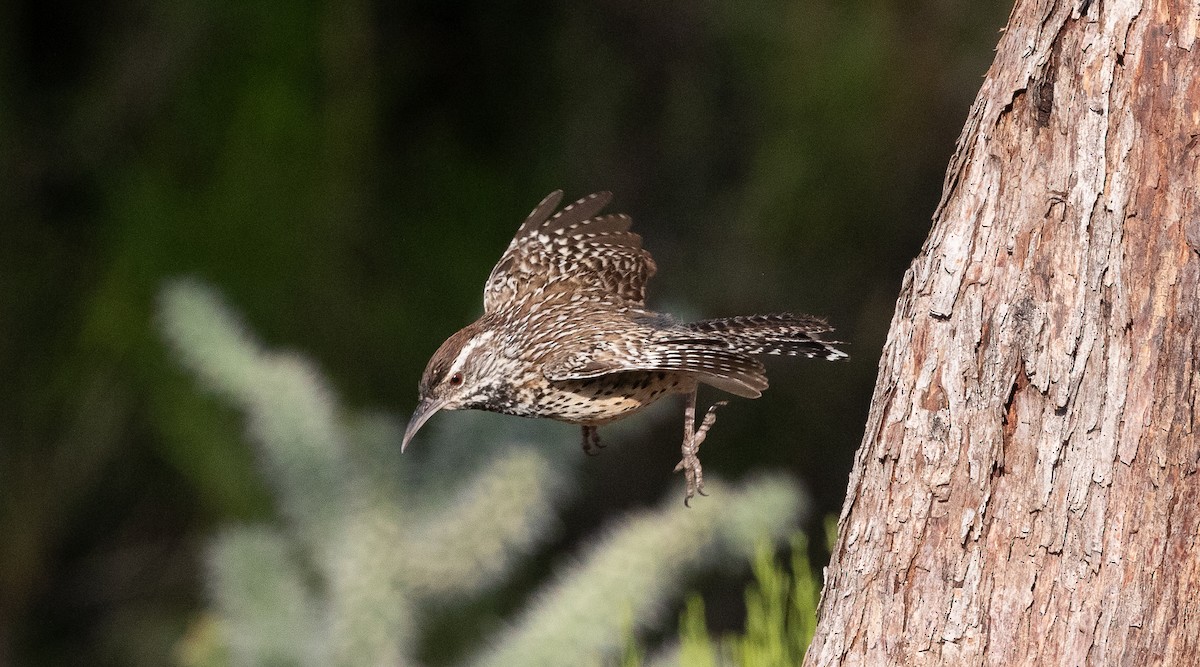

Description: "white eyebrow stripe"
447 330 494 378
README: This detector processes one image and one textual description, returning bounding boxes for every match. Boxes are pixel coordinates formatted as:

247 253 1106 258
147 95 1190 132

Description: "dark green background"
0 0 1007 663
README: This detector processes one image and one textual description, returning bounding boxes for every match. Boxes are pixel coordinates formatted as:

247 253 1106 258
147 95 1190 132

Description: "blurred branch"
468 477 804 667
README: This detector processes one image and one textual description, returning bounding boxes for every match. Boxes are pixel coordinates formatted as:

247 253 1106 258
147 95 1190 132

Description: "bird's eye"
449 372 464 386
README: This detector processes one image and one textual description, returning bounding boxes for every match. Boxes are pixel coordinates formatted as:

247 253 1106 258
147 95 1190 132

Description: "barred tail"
686 313 848 361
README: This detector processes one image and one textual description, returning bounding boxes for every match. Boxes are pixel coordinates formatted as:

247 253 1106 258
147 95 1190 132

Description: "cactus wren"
403 191 846 504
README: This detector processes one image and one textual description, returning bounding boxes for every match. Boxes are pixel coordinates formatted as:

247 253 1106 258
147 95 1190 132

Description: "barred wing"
541 333 768 399
483 191 658 314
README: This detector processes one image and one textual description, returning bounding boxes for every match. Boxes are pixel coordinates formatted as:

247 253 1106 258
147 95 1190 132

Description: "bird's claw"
676 400 727 505
676 452 705 505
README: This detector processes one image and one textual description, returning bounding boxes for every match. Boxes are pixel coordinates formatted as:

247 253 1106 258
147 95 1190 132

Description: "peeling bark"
806 0 1200 664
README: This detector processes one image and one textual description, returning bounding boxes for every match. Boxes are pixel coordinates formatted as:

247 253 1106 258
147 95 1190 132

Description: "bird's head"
402 324 500 452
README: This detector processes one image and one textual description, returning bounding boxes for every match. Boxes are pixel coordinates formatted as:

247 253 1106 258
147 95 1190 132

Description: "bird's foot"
674 449 707 506
674 401 727 505
581 425 605 456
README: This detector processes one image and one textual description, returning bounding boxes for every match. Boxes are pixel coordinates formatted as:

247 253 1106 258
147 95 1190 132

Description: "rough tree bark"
805 0 1199 665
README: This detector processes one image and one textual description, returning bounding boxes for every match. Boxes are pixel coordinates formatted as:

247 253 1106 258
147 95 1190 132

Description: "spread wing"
483 191 658 314
541 330 769 399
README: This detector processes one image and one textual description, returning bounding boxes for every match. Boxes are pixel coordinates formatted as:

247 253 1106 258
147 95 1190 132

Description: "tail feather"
686 313 848 361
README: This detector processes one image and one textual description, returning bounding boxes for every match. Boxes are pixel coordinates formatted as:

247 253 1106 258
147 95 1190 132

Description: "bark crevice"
806 0 1199 663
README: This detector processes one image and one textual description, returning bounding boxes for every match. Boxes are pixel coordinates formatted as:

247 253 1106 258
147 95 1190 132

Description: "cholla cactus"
469 477 802 667
161 280 808 667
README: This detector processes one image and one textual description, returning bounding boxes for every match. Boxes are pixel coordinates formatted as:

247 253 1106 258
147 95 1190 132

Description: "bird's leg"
674 388 728 505
581 425 604 456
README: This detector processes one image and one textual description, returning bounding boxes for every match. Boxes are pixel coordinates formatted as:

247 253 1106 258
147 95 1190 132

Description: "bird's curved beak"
402 397 445 452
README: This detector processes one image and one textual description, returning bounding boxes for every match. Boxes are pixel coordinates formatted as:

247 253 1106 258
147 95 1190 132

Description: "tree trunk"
805 1 1200 665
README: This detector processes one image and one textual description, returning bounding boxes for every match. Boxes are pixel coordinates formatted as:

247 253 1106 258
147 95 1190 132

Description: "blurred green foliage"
0 0 1008 663
161 280 807 666
659 518 836 666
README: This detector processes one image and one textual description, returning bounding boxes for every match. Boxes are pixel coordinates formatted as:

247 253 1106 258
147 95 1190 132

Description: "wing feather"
542 340 768 399
484 192 657 313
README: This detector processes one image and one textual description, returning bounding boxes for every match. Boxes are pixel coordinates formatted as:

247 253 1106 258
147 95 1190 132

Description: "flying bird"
403 191 846 504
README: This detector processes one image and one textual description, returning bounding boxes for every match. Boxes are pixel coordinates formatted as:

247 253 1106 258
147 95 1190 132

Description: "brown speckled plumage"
403 191 847 503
